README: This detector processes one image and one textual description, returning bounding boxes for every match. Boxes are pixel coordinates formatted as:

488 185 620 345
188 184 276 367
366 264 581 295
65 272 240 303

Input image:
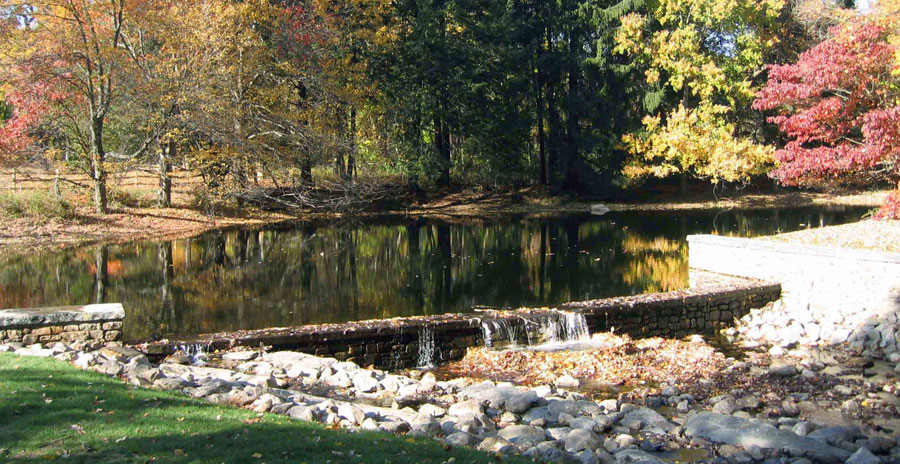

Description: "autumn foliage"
754 20 900 218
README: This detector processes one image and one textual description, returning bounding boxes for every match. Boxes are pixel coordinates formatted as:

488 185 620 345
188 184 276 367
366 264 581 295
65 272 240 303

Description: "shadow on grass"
0 354 520 464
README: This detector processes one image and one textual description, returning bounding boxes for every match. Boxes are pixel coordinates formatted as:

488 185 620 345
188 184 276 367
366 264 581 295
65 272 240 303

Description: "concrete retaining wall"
688 234 900 354
139 280 781 369
0 304 125 345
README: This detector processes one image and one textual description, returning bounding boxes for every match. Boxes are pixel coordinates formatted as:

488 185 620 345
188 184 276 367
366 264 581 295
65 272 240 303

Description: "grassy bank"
0 354 522 464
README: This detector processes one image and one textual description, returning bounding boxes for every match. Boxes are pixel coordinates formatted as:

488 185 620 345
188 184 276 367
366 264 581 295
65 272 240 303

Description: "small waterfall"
482 311 589 349
558 311 589 342
417 326 437 368
480 319 521 348
176 343 209 365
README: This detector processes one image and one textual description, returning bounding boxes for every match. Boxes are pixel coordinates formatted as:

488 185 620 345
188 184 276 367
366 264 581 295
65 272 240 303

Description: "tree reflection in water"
0 206 869 340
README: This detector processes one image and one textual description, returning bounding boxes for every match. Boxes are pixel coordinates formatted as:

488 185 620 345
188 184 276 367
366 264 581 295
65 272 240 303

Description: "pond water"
0 205 870 340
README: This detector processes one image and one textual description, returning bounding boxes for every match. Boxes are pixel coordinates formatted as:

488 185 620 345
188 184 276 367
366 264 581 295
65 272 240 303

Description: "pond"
0 205 870 341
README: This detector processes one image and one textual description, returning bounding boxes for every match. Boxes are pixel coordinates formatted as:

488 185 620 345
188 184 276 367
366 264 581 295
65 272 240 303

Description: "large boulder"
565 428 602 453
620 408 675 434
497 424 548 448
684 413 850 463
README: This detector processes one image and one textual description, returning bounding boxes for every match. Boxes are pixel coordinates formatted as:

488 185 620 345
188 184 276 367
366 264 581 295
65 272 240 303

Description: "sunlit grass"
0 354 522 464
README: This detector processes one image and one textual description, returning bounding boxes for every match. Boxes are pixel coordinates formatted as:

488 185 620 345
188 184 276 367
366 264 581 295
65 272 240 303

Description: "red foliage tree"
0 78 66 162
753 21 900 219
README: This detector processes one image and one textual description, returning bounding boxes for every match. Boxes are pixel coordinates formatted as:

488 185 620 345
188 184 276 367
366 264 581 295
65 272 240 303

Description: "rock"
549 399 602 418
735 396 762 411
808 426 858 446
497 424 548 448
620 407 675 434
222 351 258 362
565 428 602 452
613 449 666 464
477 437 514 453
352 371 379 393
524 442 566 462
459 383 520 409
445 431 478 447
523 406 552 423
769 363 799 377
380 375 404 393
379 420 410 434
74 352 102 369
793 422 813 436
448 399 484 417
841 399 860 415
506 391 539 414
556 375 580 388
408 415 442 438
548 427 572 440
361 418 379 430
615 434 636 448
287 405 318 422
337 403 366 426
684 413 850 463
676 400 691 414
325 370 353 388
599 399 619 412
570 417 600 432
845 447 880 464
864 437 895 455
713 398 738 415
499 411 517 424
576 449 601 464
96 359 124 376
164 353 193 365
419 404 447 418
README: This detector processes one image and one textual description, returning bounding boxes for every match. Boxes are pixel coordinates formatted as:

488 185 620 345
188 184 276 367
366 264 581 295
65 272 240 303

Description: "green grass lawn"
0 353 525 463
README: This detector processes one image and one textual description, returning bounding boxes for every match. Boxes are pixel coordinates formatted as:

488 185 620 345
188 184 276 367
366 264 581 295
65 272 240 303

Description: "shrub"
108 188 156 208
0 191 75 219
874 190 900 220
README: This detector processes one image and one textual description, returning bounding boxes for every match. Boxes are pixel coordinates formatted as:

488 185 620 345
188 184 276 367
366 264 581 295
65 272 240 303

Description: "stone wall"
0 304 125 345
688 234 900 357
139 280 780 369
563 282 782 339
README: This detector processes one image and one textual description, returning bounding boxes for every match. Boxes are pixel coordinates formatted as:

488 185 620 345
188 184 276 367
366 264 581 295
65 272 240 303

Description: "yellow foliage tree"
614 0 782 188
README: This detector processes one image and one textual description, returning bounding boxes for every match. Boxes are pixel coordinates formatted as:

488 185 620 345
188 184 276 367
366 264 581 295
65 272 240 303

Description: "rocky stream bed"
3 329 900 464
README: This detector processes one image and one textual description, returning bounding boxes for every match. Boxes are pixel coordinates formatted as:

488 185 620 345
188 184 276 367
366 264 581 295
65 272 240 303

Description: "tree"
0 0 162 213
614 0 782 190
754 18 899 218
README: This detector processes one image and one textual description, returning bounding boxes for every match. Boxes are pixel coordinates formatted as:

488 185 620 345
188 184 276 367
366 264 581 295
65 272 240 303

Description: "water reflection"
0 206 870 340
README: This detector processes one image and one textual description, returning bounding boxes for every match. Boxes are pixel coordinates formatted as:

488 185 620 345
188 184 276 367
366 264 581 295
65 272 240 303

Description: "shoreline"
0 188 890 256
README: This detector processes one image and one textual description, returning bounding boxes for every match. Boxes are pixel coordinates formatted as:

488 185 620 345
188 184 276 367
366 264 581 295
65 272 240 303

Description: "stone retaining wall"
0 304 125 345
688 234 900 356
562 282 782 339
139 280 780 369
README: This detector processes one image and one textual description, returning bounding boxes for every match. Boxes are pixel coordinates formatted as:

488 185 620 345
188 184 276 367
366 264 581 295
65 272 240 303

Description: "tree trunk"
534 62 547 186
158 139 174 208
90 117 108 214
564 18 580 191
93 245 108 304
301 154 313 185
545 27 561 185
346 107 357 182
680 89 690 196
434 116 451 187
